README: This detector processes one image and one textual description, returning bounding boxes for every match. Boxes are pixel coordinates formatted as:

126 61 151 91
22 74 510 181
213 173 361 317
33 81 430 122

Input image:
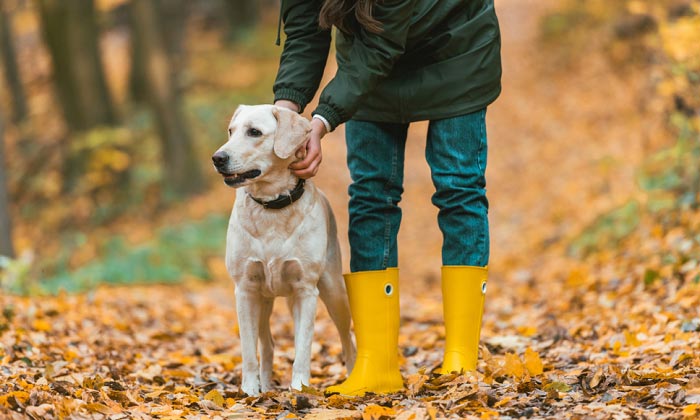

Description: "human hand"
274 100 300 113
289 117 327 179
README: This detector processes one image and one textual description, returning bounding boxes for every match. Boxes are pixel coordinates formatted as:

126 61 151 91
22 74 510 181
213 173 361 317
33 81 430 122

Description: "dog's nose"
212 151 229 168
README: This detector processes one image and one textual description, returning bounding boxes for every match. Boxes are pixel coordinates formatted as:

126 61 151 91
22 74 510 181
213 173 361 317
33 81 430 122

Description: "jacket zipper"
275 1 282 46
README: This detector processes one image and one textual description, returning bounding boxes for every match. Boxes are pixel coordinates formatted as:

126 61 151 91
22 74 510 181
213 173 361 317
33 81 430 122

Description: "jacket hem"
274 88 310 113
312 104 343 132
351 84 501 124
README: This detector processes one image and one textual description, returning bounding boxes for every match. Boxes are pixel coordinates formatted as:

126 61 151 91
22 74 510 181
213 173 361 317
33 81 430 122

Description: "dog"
212 104 356 395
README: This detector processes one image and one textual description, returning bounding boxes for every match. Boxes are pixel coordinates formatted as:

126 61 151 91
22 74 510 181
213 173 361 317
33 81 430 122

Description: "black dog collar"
248 179 306 210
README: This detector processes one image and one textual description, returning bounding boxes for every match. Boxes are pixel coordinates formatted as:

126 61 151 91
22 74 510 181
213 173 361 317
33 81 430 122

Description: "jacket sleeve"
312 0 416 131
273 0 331 113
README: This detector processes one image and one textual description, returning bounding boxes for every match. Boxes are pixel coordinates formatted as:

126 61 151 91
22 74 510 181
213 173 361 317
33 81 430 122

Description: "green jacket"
273 0 501 131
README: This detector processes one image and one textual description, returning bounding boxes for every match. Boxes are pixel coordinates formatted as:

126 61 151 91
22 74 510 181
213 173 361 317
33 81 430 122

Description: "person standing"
273 0 501 396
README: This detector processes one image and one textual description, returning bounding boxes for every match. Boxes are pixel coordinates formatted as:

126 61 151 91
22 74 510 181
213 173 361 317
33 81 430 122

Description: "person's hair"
319 0 382 34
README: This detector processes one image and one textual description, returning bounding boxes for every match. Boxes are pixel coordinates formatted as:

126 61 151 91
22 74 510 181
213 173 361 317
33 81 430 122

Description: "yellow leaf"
32 319 51 332
480 410 499 419
362 404 396 420
325 394 349 409
300 384 324 396
524 348 543 376
683 404 698 417
83 402 112 414
64 350 79 362
145 389 168 399
566 268 588 287
494 396 513 408
504 352 524 378
204 389 224 407
205 353 240 370
544 381 571 392
517 325 537 337
0 391 30 408
163 369 193 378
624 330 641 347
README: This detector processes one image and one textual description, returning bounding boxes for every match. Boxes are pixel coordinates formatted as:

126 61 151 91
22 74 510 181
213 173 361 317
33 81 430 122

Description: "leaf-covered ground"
3 0 700 418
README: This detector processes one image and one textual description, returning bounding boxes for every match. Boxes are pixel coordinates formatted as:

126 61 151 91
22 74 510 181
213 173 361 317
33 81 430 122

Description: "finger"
293 167 316 179
292 156 321 178
295 140 309 160
289 149 319 170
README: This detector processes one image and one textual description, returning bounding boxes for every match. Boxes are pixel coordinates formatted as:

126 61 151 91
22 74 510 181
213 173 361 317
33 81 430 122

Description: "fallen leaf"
504 353 524 378
524 348 543 375
363 404 396 420
203 389 224 407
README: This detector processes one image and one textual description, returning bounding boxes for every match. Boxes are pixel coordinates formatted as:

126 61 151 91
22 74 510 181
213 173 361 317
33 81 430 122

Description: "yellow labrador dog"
212 105 356 395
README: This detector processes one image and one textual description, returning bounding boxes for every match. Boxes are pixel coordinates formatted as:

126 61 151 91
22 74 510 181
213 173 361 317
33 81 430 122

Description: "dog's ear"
230 105 245 124
272 107 311 159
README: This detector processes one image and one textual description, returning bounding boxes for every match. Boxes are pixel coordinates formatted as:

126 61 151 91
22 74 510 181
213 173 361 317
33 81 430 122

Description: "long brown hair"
319 0 382 34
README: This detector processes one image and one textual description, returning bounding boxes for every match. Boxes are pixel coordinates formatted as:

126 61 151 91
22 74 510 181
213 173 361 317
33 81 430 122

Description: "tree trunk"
128 3 148 104
130 0 203 196
36 0 117 131
128 0 188 103
0 5 28 123
0 115 14 258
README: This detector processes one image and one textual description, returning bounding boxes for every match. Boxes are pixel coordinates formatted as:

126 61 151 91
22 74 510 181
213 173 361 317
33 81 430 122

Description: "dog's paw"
290 375 309 392
241 376 261 396
260 380 274 393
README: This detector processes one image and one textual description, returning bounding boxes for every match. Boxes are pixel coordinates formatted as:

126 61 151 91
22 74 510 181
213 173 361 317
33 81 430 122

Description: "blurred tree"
128 0 188 104
128 2 148 104
0 115 14 258
224 0 259 41
131 0 203 196
36 0 117 131
0 4 28 123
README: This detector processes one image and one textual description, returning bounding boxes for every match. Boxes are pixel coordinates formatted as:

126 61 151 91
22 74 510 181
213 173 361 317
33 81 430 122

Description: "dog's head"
212 105 311 188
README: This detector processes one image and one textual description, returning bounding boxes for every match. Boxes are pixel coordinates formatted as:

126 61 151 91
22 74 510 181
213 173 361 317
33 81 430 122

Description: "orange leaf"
504 352 524 378
362 404 396 420
524 348 543 375
32 319 51 332
682 404 698 417
83 402 112 414
203 389 224 407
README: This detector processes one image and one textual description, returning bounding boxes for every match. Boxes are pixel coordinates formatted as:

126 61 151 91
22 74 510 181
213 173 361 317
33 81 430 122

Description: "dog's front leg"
236 289 263 396
290 289 318 391
258 298 275 392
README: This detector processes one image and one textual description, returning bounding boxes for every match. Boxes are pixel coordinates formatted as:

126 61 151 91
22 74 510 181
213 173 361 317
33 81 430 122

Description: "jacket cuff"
312 104 343 132
274 88 309 113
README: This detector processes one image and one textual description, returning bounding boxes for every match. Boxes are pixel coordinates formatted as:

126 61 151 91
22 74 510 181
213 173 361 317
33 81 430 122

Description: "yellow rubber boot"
325 268 404 396
437 266 488 374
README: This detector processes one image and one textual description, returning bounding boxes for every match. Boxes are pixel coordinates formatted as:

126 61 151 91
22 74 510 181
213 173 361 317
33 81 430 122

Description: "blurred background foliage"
0 0 279 293
0 0 698 294
539 0 700 257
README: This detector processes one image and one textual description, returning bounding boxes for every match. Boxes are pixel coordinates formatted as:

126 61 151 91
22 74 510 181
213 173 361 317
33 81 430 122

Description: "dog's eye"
228 128 233 136
247 128 262 137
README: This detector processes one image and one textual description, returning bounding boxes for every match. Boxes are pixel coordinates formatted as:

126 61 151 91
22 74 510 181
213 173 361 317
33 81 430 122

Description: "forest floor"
2 0 700 419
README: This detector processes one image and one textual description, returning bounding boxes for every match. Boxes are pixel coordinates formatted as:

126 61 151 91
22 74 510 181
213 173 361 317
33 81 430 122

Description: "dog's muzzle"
222 169 262 186
212 151 261 186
